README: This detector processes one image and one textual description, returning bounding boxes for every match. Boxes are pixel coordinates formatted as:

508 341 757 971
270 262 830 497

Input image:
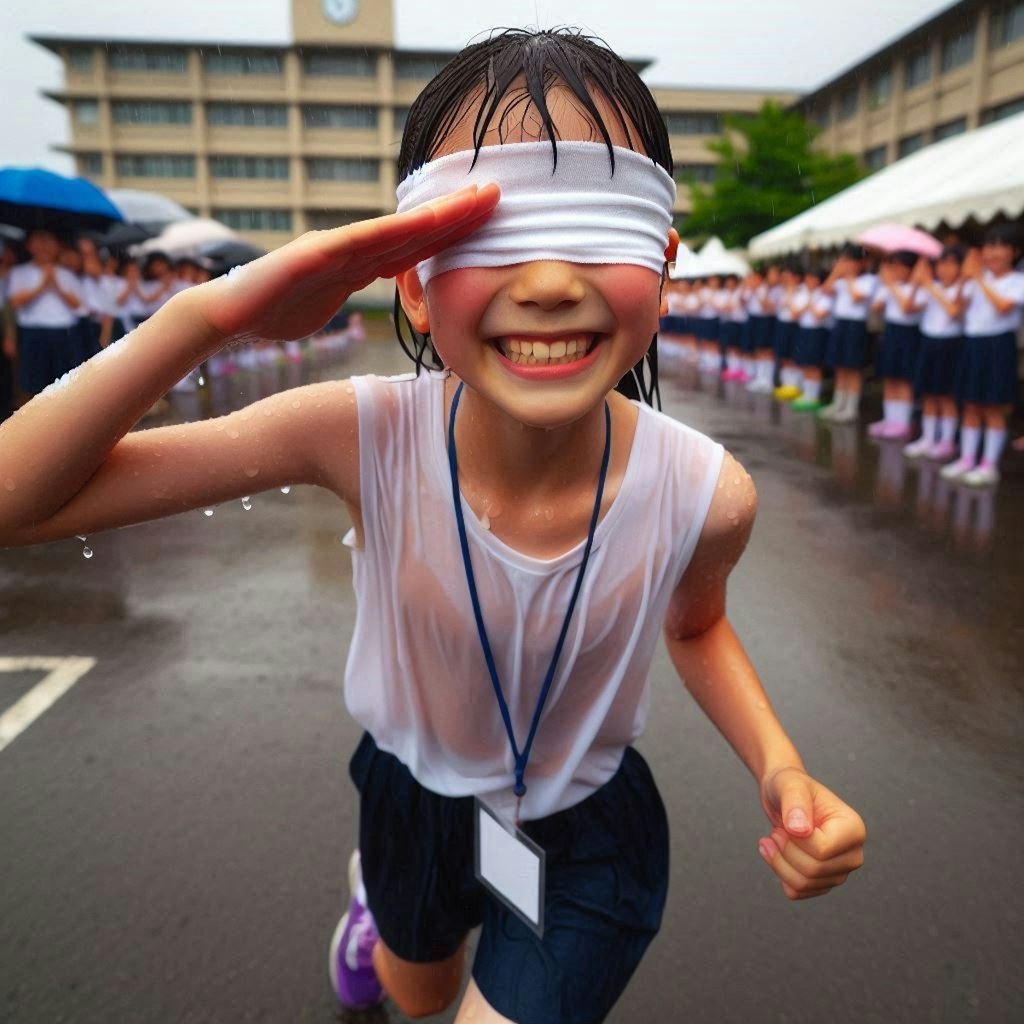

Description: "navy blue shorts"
773 319 798 361
749 314 774 352
16 325 81 395
794 326 829 368
914 334 962 398
659 315 687 335
875 322 920 381
828 318 869 370
721 320 741 350
955 331 1019 406
350 733 669 1024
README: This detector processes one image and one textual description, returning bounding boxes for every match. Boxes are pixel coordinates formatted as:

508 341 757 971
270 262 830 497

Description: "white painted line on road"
0 657 97 754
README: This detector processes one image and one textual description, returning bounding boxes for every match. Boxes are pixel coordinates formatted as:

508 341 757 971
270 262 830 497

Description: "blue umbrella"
0 166 123 233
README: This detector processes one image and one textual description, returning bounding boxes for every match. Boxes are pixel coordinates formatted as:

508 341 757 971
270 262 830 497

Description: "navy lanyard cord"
447 382 612 798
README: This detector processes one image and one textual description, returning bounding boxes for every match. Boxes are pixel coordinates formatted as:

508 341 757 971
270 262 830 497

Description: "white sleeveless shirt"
344 371 724 821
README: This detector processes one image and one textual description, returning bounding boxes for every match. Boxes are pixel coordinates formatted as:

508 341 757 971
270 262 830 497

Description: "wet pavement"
1 326 1022 1024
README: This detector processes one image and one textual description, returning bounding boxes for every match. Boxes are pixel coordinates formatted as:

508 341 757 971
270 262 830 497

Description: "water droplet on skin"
263 408 274 417
203 508 214 517
757 700 767 710
3 479 16 492
241 497 252 511
82 546 93 559
227 428 240 439
291 400 300 409
214 422 225 432
197 375 205 386
480 513 491 530
544 508 554 521
280 486 291 494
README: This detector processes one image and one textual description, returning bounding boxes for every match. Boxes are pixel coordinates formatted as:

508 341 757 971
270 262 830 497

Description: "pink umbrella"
855 224 943 259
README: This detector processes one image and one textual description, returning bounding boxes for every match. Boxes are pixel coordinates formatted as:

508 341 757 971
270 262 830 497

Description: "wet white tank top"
344 371 724 820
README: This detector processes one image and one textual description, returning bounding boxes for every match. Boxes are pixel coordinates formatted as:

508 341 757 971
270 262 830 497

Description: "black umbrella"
198 238 267 269
86 221 155 248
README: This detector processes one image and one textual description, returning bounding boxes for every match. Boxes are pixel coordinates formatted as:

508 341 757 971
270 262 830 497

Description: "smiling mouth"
494 334 600 366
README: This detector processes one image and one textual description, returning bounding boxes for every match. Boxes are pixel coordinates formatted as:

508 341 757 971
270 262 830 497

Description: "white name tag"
474 797 546 936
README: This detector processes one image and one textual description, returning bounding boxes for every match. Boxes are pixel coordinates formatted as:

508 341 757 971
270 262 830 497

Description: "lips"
495 334 598 366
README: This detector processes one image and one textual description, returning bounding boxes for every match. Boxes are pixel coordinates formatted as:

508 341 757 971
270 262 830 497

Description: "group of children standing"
0 227 209 414
659 224 1024 486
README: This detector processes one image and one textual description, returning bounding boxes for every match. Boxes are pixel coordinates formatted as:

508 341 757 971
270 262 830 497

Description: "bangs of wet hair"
983 223 1021 251
394 27 674 407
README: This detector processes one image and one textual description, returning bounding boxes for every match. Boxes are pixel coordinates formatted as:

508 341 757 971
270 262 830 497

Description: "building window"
306 158 380 182
213 208 293 232
663 112 722 135
810 105 832 130
393 55 448 80
863 145 887 171
203 50 283 75
68 48 93 73
674 163 716 184
933 117 967 141
79 153 103 176
207 103 287 127
107 46 188 73
990 1 1024 48
867 68 892 110
838 88 858 121
302 49 376 77
305 209 371 230
904 47 932 88
116 154 196 178
209 156 289 180
393 107 411 132
74 100 100 126
941 26 976 72
302 105 378 129
112 101 192 125
981 97 1024 122
897 133 927 158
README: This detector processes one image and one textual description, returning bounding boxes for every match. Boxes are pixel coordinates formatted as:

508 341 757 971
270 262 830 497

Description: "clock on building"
322 0 358 25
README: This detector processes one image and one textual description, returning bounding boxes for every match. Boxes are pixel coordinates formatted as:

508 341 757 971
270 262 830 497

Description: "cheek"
425 268 497 342
592 266 661 332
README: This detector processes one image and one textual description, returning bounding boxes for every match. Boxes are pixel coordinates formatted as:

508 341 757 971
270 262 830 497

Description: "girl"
791 267 834 412
903 248 965 461
820 245 878 424
868 251 924 440
941 226 1024 486
744 266 775 393
657 271 689 371
0 30 865 1024
695 274 722 374
720 273 748 381
775 263 804 400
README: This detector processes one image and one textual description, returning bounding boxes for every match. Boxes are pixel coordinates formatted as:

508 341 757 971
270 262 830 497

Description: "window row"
663 112 723 136
67 45 453 80
73 100 407 130
862 116 972 170
99 154 385 181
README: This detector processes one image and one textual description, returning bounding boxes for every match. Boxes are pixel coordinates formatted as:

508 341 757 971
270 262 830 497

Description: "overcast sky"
1 0 955 172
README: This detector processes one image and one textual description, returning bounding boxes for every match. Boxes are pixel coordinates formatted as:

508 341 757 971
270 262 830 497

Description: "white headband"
395 141 677 287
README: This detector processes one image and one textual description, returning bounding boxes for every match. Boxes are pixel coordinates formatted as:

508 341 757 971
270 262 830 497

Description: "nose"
507 261 586 312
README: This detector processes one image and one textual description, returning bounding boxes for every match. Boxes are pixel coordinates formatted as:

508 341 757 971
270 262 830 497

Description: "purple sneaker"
329 851 385 1010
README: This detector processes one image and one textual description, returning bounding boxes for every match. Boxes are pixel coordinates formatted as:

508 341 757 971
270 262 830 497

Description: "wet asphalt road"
1 328 1022 1024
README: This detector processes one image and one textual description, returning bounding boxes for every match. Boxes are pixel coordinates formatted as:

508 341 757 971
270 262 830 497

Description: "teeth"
498 335 595 366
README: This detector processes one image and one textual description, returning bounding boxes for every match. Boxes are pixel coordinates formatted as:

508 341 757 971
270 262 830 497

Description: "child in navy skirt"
744 267 776 393
720 274 748 380
791 267 834 412
942 226 1024 487
820 245 878 423
696 276 722 374
868 251 923 440
774 263 803 400
903 247 965 461
657 273 689 370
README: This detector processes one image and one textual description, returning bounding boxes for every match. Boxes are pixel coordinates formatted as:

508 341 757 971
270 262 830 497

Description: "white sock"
727 353 740 371
744 358 756 377
959 426 981 465
846 391 861 413
760 359 774 384
802 378 821 401
892 400 913 427
882 399 893 422
982 428 1007 466
940 416 957 444
920 414 937 442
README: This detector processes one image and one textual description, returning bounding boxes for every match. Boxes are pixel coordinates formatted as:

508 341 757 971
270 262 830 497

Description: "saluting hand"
192 184 500 342
757 766 866 900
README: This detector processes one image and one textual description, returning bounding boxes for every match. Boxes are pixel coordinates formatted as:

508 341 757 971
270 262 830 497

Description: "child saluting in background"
0 30 865 1024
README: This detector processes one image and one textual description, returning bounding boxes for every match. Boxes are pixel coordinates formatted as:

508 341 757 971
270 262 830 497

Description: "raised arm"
0 184 500 548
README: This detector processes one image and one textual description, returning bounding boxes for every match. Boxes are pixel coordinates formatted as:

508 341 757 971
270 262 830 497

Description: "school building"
29 0 795 261
797 0 1024 171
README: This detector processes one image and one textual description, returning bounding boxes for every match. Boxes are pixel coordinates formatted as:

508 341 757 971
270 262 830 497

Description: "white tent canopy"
671 236 751 278
749 111 1024 259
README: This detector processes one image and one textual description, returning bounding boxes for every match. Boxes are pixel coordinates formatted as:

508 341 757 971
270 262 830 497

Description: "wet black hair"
394 27 674 407
938 245 966 264
840 243 866 260
143 251 171 278
983 223 1022 252
889 250 918 269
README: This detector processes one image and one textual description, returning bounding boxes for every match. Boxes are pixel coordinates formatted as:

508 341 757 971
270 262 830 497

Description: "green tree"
679 101 864 249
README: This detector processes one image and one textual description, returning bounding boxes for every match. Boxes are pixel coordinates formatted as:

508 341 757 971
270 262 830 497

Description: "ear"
395 268 430 333
665 228 680 264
